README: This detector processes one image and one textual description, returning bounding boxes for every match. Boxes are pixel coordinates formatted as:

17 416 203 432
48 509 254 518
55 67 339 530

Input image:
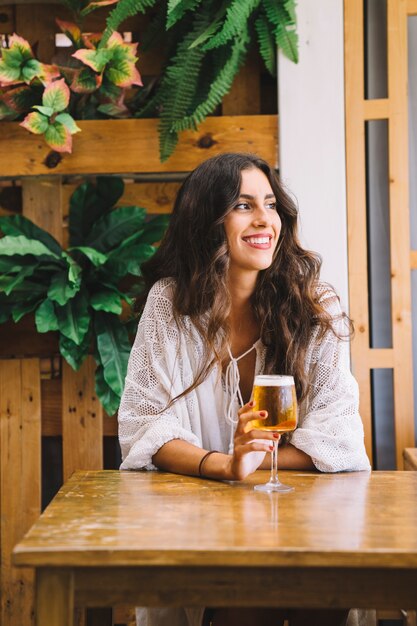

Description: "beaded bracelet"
198 450 219 477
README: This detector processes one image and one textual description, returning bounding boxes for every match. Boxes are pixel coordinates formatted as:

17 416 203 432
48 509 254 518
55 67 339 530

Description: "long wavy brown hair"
138 152 348 402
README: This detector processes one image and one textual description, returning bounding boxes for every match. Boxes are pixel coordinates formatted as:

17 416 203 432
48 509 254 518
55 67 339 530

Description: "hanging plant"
102 0 298 160
0 176 169 415
0 0 297 161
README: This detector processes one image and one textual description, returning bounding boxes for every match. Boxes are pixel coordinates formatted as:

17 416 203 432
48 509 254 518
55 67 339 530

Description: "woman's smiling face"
223 167 282 277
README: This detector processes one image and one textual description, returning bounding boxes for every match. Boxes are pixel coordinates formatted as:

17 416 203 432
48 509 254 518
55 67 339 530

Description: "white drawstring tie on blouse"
224 343 257 452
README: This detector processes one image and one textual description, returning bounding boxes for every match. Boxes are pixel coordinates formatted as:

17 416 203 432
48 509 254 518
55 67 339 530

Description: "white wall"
277 0 348 308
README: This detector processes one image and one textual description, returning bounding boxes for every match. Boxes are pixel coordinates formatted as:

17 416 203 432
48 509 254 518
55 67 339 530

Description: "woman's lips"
242 235 272 249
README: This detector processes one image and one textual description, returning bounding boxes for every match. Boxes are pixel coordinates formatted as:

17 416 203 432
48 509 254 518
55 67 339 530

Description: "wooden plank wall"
344 0 416 468
0 4 278 626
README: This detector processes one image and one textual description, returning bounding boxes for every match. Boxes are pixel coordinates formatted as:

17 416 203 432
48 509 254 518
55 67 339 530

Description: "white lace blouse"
119 278 370 473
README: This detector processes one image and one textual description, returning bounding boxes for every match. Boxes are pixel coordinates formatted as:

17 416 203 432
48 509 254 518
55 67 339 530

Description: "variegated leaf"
55 112 81 134
21 58 42 83
4 84 38 112
71 67 102 93
55 19 82 46
20 111 49 134
72 48 111 73
8 34 33 58
0 61 21 86
38 63 61 85
42 78 70 112
44 122 73 152
107 61 142 87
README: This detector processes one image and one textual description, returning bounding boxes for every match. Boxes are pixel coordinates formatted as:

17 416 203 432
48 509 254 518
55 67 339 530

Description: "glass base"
254 481 294 493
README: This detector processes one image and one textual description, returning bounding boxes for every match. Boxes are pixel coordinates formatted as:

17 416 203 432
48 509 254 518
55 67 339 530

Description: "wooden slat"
222 49 261 115
407 0 417 15
62 357 103 482
387 0 415 467
42 376 118 436
0 115 278 177
363 99 389 119
21 177 64 244
36 568 74 626
15 4 56 62
0 359 41 626
0 317 59 359
367 349 395 369
0 6 14 34
344 0 373 464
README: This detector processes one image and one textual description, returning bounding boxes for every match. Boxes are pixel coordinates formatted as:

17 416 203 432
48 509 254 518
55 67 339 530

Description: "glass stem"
270 437 280 485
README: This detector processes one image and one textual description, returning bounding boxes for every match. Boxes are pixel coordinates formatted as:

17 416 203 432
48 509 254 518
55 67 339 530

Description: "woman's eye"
234 202 251 211
266 201 277 210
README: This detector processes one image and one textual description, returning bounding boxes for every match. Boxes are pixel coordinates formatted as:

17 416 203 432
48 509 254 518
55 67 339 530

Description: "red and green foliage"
0 1 142 154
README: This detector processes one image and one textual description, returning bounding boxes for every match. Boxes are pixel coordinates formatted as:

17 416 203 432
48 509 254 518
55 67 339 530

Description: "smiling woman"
223 168 282 276
118 152 370 626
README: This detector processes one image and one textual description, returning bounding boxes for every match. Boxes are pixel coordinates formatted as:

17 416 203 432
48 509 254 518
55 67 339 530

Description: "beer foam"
254 375 294 386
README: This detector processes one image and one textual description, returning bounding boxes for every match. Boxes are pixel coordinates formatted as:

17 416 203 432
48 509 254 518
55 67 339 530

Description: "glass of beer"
251 374 298 493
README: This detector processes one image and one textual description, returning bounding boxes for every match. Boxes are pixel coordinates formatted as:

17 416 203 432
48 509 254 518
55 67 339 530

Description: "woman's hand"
227 400 280 480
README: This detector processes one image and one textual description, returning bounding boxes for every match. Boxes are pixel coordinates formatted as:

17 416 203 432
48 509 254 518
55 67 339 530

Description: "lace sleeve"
290 292 371 473
118 280 200 471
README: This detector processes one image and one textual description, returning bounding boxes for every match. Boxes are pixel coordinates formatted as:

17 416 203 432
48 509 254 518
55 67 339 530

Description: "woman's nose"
252 205 271 224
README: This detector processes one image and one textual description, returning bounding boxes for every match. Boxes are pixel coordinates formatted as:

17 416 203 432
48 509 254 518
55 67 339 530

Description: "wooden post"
0 359 41 626
36 569 74 626
62 357 103 483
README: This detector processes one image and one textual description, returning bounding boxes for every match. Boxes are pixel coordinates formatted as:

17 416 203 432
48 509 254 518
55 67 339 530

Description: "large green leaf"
84 206 147 253
0 235 60 259
35 299 59 333
136 215 170 244
0 265 37 295
90 289 123 314
62 252 82 285
59 329 91 371
105 242 155 277
96 176 124 208
94 363 121 416
94 311 131 397
1 279 47 303
47 269 81 306
68 246 108 267
68 177 125 247
11 299 41 323
68 181 98 247
0 215 63 257
55 288 91 346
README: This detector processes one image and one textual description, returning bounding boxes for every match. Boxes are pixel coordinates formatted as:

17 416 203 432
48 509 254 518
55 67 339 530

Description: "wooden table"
12 470 417 624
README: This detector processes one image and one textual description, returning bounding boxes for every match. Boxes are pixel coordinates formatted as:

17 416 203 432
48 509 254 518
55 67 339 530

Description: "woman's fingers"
237 402 269 432
237 430 280 445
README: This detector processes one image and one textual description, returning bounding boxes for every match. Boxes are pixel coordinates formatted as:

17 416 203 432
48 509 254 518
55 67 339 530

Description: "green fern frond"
167 0 203 29
284 0 296 23
262 0 298 63
188 0 228 49
158 9 213 160
101 0 157 46
173 28 249 132
203 0 261 50
255 11 276 75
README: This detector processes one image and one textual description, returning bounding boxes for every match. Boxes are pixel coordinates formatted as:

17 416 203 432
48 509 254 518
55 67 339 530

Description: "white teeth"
245 237 270 244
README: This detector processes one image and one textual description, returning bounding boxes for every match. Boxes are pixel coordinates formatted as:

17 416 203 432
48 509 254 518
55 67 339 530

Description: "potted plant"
0 0 297 161
0 175 169 414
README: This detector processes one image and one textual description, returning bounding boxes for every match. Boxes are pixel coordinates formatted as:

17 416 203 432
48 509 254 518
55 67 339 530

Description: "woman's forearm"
259 443 316 470
152 439 233 480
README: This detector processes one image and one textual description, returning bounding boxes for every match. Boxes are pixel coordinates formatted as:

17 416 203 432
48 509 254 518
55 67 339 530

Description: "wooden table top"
13 470 417 569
